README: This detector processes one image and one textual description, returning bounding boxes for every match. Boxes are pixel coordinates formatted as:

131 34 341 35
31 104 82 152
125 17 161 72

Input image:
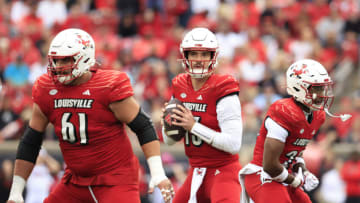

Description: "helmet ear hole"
293 87 300 92
210 51 215 59
184 51 189 59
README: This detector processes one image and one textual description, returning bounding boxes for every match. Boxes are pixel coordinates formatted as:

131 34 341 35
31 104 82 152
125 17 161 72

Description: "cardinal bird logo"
197 168 204 175
165 114 172 126
293 64 309 76
76 34 91 48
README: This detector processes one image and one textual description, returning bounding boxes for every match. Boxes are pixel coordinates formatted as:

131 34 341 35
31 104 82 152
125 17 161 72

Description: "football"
163 98 187 141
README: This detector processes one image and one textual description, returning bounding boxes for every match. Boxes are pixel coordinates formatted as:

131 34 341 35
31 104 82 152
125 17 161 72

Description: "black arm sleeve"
16 126 44 163
128 108 159 145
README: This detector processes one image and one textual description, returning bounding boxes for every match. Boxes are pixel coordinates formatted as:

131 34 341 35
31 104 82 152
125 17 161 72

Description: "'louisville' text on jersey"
54 99 94 109
183 102 207 112
293 138 310 147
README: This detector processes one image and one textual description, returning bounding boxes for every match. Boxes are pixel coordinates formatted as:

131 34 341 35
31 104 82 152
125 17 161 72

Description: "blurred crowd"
0 0 359 202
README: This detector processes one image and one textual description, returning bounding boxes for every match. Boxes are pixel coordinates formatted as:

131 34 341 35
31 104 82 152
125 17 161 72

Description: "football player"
161 27 243 202
239 59 350 203
7 28 174 203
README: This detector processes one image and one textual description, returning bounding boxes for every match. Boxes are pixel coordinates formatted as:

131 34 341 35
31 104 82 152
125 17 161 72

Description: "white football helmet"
180 27 219 78
286 59 334 111
47 28 95 84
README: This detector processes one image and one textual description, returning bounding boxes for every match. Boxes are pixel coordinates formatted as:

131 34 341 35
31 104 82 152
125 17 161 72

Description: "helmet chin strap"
310 92 351 122
324 108 352 122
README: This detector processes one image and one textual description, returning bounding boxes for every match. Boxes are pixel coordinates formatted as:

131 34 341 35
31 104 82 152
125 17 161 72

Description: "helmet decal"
75 34 92 48
292 64 309 76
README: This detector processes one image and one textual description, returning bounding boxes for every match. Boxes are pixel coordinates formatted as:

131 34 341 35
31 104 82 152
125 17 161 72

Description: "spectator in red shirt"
281 0 303 24
341 32 359 64
305 0 330 26
233 0 260 28
341 150 360 203
312 35 339 73
247 27 267 62
137 8 164 38
131 30 167 61
17 1 43 44
94 0 116 12
19 37 41 66
331 0 359 20
187 10 216 30
60 2 93 32
0 37 12 71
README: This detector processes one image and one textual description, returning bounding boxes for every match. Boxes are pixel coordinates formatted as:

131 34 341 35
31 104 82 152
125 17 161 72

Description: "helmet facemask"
302 82 334 111
181 48 218 78
47 54 81 85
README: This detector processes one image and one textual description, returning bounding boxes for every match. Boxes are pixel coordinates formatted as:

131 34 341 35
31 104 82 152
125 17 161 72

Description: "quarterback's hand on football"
303 170 319 191
148 178 174 203
160 102 168 127
171 105 195 131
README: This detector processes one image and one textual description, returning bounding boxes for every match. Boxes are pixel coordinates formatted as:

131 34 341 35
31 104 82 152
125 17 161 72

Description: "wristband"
8 175 25 202
190 122 215 144
295 157 305 165
272 167 288 182
147 156 167 186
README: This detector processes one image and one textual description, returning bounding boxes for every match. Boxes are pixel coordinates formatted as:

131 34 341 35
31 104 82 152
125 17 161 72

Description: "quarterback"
161 27 243 202
7 28 174 203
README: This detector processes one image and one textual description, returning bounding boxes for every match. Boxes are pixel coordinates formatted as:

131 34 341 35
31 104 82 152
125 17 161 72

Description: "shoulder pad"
268 99 302 131
214 74 239 99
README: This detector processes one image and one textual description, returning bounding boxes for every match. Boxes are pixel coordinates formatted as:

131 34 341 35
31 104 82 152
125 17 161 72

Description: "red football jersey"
32 69 139 186
251 98 326 171
171 73 240 168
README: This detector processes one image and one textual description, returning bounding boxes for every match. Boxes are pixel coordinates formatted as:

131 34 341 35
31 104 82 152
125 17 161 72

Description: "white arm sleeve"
265 117 288 143
191 94 243 154
161 126 177 145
